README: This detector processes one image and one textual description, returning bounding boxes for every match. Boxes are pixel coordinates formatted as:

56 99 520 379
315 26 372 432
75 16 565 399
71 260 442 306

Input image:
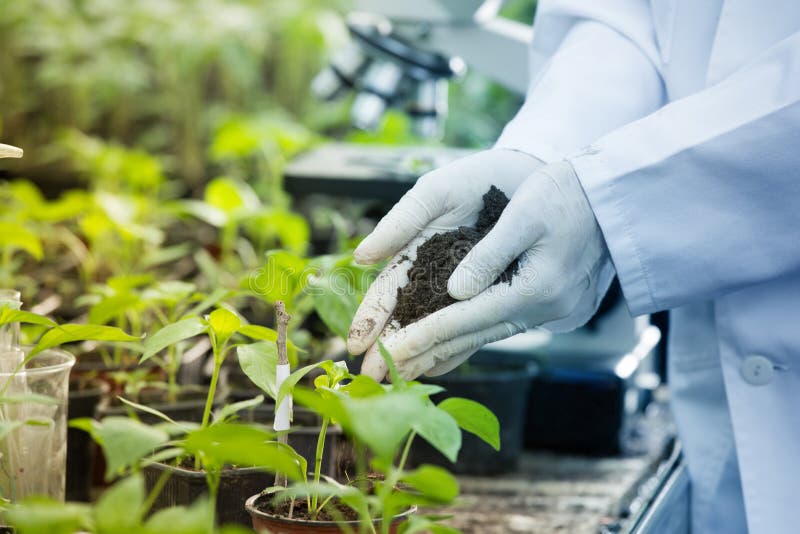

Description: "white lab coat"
496 1 800 532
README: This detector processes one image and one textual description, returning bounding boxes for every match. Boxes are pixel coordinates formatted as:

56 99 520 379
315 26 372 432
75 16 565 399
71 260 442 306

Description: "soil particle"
392 186 518 327
350 317 376 339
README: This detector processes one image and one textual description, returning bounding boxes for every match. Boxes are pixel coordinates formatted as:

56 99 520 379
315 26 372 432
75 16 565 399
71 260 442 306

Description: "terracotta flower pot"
245 492 416 533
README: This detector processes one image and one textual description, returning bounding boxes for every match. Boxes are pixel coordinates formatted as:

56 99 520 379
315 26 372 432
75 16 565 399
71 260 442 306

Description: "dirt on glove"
391 186 518 327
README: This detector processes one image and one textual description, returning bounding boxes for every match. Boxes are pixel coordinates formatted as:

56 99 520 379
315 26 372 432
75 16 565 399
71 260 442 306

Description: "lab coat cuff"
494 128 565 164
569 150 658 316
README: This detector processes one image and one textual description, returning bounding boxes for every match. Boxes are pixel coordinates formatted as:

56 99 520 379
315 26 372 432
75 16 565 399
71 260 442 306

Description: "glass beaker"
0 348 75 502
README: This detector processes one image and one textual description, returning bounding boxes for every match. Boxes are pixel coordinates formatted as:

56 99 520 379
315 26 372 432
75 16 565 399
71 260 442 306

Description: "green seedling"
242 340 500 533
82 277 229 399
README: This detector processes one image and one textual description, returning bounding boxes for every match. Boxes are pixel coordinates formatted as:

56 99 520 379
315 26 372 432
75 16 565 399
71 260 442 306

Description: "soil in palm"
391 186 518 327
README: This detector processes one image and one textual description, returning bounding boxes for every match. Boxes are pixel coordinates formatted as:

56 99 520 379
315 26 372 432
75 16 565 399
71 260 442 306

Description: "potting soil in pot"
392 186 518 326
257 498 359 522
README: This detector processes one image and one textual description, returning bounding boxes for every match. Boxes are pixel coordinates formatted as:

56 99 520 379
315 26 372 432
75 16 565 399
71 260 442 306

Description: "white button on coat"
740 355 774 386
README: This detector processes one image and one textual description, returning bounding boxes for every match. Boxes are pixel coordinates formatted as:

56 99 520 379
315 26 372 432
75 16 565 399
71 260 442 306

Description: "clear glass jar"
0 348 75 502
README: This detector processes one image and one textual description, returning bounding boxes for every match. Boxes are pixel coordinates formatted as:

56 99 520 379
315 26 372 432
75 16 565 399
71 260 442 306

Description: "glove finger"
397 321 524 379
347 234 431 355
447 174 552 301
379 286 523 363
359 322 399 382
354 182 444 264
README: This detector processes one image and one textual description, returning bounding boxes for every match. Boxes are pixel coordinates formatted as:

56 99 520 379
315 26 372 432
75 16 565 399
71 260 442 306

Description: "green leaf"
94 474 145 532
0 307 56 328
237 342 278 399
184 287 231 318
238 324 300 365
182 424 301 480
405 383 446 397
70 417 169 481
237 324 278 342
378 340 405 389
175 199 228 227
0 393 58 406
144 495 215 534
213 395 264 424
250 250 310 306
0 222 43 259
438 397 500 451
141 317 207 363
399 515 461 534
204 176 258 214
5 497 91 534
311 279 359 340
276 361 330 408
292 387 348 424
400 465 459 503
244 209 310 255
208 307 241 346
31 324 140 357
116 396 189 430
88 294 142 325
411 405 462 463
340 374 385 398
342 391 427 460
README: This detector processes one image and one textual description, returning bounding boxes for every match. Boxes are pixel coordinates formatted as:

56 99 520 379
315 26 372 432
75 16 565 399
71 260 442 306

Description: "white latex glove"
353 160 615 381
348 148 545 379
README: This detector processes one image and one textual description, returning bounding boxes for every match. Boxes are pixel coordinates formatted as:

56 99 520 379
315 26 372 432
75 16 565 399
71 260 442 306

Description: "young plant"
246 343 500 533
0 303 139 503
246 249 380 364
83 277 229 399
141 306 278 429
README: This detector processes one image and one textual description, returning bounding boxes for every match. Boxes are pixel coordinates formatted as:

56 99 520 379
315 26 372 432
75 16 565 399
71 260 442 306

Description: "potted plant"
236 302 347 479
245 343 501 533
126 303 300 525
0 293 138 506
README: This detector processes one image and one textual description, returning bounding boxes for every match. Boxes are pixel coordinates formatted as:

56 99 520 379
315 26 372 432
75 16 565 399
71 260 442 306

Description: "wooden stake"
275 301 290 366
274 300 291 488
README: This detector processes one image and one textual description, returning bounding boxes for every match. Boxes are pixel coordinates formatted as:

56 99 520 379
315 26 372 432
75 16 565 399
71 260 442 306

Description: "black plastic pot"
143 420 346 526
410 357 535 475
144 462 273 527
66 380 107 501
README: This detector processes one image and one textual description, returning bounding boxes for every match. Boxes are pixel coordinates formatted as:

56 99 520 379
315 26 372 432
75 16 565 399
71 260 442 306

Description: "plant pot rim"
245 492 417 527
0 348 75 378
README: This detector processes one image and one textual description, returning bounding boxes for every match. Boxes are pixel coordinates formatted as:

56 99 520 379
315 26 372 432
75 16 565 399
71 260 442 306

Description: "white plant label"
273 363 292 431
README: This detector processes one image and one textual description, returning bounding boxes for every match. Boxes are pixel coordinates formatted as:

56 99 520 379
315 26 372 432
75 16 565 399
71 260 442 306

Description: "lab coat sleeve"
570 30 800 316
495 0 665 162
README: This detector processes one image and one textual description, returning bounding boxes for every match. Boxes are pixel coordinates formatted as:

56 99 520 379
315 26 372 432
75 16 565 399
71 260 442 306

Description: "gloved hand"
352 159 615 381
348 148 544 379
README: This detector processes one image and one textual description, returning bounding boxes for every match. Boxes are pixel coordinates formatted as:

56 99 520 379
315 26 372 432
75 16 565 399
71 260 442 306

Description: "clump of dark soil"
392 186 518 327
258 497 359 522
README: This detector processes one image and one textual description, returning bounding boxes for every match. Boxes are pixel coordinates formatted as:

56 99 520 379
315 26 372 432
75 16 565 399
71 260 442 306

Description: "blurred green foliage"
0 0 348 186
0 0 536 189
